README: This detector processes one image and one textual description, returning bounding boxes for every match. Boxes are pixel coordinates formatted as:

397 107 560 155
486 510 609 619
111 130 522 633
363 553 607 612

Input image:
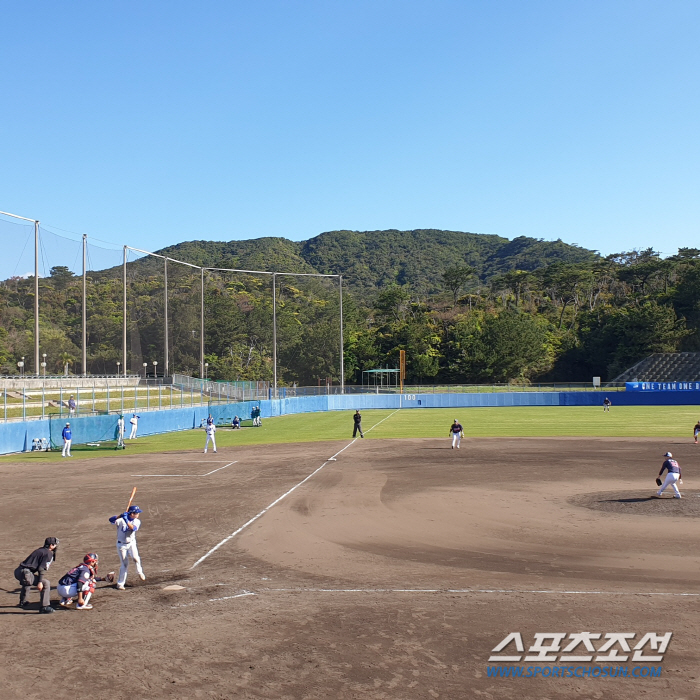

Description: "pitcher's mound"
569 490 700 518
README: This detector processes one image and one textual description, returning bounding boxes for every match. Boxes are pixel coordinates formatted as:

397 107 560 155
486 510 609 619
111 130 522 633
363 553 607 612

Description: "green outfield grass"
3 405 699 462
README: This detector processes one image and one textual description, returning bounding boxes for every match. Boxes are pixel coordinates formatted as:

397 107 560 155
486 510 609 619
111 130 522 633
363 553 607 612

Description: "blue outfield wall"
2 390 700 455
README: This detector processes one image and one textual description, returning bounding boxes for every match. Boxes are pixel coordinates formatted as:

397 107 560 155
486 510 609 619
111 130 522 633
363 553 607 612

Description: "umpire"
14 537 59 613
352 410 364 438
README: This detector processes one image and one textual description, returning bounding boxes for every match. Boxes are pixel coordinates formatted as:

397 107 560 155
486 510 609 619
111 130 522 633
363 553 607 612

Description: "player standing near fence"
116 415 126 449
204 421 217 453
61 423 72 457
129 414 140 439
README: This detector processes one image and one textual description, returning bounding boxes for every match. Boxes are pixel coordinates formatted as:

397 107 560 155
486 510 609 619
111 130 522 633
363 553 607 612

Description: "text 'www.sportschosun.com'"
487 665 662 678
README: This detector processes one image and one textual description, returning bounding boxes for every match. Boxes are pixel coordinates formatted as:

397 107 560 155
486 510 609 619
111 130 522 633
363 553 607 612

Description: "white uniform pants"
657 472 681 497
117 540 144 586
451 433 461 449
129 424 137 439
57 581 88 599
204 433 217 453
62 439 72 457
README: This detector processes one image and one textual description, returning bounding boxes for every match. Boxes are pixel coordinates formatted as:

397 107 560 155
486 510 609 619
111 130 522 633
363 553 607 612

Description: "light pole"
18 357 25 377
142 362 147 379
116 361 121 376
204 362 208 380
42 353 47 378
153 360 158 378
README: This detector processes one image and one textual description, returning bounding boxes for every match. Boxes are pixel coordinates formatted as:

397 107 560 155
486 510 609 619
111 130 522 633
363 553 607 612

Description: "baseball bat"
126 486 137 510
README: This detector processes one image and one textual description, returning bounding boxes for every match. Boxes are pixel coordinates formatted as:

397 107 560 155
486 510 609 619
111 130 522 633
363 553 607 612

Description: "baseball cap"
664 452 673 457
44 537 59 547
65 422 70 426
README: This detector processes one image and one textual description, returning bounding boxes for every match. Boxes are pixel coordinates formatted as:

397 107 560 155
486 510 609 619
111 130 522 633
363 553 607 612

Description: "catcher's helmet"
84 552 99 567
127 505 142 514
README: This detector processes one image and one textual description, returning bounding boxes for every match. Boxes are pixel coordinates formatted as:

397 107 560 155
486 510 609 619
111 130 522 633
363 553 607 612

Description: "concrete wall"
3 390 700 455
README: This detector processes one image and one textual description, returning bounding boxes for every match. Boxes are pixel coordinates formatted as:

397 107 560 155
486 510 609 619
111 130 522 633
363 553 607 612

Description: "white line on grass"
190 409 401 569
132 461 237 477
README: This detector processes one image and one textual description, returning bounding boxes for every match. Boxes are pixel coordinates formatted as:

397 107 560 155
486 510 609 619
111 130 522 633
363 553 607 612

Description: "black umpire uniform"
353 410 364 438
14 537 59 613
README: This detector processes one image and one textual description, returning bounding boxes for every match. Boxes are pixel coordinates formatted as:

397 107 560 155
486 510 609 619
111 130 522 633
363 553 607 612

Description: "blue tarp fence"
2 390 700 455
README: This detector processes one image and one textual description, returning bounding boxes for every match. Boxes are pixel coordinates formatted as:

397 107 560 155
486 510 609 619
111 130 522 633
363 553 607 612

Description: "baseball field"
2 405 700 699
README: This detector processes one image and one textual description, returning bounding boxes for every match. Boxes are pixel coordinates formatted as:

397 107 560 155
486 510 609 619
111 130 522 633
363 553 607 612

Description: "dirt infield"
2 436 700 699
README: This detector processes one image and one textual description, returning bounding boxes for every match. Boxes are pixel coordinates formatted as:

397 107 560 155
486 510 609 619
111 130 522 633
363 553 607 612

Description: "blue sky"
2 1 699 278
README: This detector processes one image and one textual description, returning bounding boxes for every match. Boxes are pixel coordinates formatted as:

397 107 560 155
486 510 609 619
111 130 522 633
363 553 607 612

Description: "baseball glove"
104 571 115 583
655 477 662 486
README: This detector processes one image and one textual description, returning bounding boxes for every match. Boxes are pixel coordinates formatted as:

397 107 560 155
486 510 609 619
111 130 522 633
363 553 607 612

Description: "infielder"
449 419 464 449
129 413 141 439
14 537 59 613
57 553 114 610
693 420 700 444
109 505 145 588
61 423 72 457
656 451 682 498
116 415 126 449
204 421 217 453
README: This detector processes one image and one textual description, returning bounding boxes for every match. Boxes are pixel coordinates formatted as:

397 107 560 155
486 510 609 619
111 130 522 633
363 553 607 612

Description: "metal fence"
0 376 628 423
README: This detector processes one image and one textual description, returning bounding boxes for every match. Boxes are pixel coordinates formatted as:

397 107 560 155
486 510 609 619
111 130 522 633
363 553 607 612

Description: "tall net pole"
34 220 40 375
339 275 344 392
164 257 169 377
122 246 127 376
82 234 87 376
272 272 277 398
200 267 204 378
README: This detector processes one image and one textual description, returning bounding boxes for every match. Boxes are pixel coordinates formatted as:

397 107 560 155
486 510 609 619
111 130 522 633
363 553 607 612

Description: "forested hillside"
1 229 698 385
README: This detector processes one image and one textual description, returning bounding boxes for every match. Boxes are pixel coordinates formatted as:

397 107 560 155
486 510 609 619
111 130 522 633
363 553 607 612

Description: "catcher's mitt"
655 477 663 487
104 571 115 583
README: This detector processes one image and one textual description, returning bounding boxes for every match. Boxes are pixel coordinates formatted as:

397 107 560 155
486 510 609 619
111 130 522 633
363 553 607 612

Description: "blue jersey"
660 459 681 475
62 427 72 440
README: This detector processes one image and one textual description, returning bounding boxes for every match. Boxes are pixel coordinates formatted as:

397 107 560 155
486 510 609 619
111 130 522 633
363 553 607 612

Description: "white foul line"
263 587 700 597
132 461 237 477
190 409 401 569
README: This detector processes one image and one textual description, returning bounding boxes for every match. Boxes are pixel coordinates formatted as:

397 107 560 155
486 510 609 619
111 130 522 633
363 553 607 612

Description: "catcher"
57 553 114 610
449 419 464 449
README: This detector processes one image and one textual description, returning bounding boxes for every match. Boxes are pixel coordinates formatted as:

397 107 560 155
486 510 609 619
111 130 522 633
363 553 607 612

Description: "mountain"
109 229 598 294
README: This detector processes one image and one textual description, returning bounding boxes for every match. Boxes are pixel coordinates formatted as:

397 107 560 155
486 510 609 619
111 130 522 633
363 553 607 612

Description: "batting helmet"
127 505 142 514
664 452 673 457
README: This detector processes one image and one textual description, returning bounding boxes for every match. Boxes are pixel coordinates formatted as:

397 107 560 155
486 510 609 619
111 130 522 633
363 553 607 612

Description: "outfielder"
693 420 700 444
129 413 141 439
14 537 59 613
656 451 682 498
449 419 464 449
204 421 217 453
61 423 72 457
57 553 114 610
252 406 261 427
109 505 145 588
603 397 611 412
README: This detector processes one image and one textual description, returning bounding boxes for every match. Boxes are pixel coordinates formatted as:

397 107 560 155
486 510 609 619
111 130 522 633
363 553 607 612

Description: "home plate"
163 585 186 591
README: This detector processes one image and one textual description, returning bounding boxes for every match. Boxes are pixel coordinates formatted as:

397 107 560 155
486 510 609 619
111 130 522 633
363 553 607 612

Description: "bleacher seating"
613 352 700 383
